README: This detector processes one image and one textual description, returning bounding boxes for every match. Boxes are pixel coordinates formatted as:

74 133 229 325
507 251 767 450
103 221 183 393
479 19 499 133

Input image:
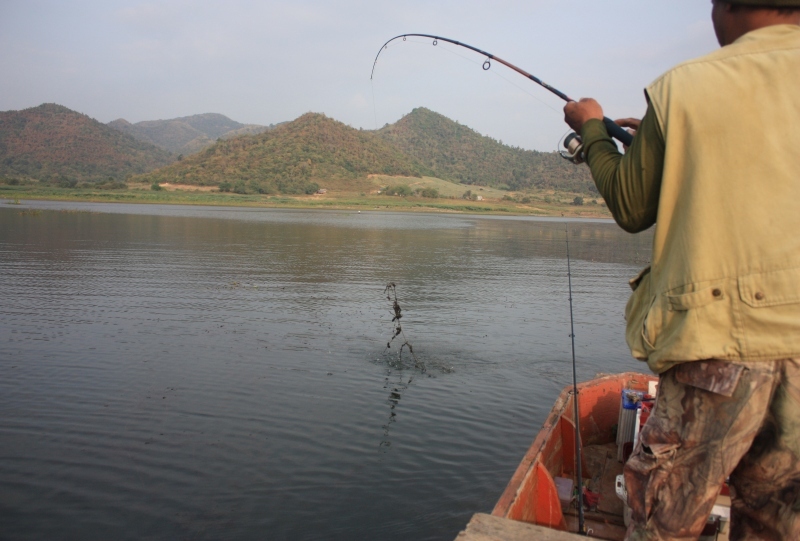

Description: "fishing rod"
371 34 633 162
565 225 586 535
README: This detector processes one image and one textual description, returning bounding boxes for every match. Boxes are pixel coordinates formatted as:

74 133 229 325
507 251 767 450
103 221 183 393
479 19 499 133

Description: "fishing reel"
560 132 585 164
559 119 635 164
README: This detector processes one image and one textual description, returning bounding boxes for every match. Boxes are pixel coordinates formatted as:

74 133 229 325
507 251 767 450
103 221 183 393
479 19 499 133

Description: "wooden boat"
456 371 732 540
457 372 657 541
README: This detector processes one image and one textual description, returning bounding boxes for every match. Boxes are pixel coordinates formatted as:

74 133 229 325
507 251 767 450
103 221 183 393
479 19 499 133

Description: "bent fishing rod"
371 34 633 161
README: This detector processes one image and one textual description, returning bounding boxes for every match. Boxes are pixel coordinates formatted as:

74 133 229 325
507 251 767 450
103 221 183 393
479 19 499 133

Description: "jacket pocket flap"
629 266 651 292
667 286 725 311
739 267 800 308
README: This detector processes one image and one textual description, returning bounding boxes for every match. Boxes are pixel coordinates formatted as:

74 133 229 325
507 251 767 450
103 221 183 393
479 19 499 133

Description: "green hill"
108 113 275 155
137 108 597 196
2 105 598 197
377 107 595 193
0 103 173 183
137 112 428 194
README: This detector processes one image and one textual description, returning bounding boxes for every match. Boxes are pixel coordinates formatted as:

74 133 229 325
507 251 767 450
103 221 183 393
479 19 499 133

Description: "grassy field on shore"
0 180 612 218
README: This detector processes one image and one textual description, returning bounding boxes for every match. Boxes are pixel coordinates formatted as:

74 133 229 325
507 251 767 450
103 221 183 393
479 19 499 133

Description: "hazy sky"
0 1 718 150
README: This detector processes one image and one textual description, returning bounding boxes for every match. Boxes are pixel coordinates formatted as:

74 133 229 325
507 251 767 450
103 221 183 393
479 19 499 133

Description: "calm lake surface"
0 201 652 540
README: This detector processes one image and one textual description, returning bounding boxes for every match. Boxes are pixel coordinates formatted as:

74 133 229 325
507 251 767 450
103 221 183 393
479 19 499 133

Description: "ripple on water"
0 204 649 540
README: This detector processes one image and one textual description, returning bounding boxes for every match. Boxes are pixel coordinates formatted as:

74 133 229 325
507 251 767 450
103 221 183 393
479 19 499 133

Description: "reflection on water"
0 201 652 540
379 367 415 452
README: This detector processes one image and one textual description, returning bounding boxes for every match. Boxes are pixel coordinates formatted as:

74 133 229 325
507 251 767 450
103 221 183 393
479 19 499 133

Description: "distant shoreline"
0 184 613 219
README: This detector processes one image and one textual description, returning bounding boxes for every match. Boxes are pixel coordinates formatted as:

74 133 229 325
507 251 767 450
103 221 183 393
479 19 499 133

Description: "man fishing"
563 1 800 539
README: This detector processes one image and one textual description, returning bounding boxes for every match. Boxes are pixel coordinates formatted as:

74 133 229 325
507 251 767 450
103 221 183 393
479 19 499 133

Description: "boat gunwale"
491 372 656 521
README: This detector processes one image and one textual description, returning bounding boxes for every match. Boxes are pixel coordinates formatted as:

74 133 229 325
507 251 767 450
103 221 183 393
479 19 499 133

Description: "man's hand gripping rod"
371 34 633 163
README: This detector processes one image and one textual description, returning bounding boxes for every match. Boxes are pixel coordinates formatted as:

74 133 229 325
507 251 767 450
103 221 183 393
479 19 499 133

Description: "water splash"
383 283 425 373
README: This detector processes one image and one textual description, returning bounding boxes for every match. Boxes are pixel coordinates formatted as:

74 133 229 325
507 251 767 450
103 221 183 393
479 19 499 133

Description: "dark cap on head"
723 0 800 5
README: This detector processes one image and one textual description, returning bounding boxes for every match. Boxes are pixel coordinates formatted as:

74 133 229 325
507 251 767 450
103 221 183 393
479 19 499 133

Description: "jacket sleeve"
579 105 665 233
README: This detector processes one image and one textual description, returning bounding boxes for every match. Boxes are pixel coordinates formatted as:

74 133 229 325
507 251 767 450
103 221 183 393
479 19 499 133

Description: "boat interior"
488 372 731 541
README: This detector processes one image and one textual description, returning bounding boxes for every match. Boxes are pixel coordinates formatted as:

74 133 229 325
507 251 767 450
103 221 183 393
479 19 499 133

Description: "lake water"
0 200 652 540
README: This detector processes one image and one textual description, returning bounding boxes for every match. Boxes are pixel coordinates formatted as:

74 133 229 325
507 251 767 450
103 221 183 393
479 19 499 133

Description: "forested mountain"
108 113 275 155
0 103 173 183
1 104 597 195
138 112 427 194
138 108 598 195
377 107 594 192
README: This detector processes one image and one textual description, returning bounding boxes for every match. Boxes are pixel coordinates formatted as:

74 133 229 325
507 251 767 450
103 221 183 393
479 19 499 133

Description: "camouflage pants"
624 358 800 541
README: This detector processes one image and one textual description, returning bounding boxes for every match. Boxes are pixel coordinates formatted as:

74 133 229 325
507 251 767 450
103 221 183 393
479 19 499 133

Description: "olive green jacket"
581 25 800 373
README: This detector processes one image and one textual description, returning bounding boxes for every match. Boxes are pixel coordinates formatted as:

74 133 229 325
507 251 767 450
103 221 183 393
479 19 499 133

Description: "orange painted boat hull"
492 372 656 537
